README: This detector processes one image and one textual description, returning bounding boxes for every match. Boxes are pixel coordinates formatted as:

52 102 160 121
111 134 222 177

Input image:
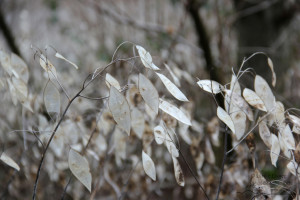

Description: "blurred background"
1 0 300 199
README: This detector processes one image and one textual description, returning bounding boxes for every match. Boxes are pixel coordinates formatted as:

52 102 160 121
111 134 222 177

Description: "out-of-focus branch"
91 1 168 34
233 0 279 21
86 0 203 55
0 7 21 57
232 0 300 26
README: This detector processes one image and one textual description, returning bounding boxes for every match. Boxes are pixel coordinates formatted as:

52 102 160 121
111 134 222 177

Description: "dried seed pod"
250 169 271 200
246 132 256 153
294 143 300 164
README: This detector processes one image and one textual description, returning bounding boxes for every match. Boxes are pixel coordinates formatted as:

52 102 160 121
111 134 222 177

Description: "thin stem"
236 52 267 76
78 95 108 101
215 126 228 200
179 149 209 200
32 131 45 150
88 57 138 88
119 161 140 200
54 75 71 101
22 107 27 150
297 164 299 200
32 88 83 200
32 58 135 199
89 126 115 199
291 151 299 200
61 177 72 200
111 41 135 62
227 112 271 154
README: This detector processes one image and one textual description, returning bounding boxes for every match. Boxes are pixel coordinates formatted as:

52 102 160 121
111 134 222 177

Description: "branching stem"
32 57 136 199
32 88 83 200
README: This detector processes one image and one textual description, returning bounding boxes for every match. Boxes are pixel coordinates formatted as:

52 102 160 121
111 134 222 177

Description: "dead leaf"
6 78 18 105
105 73 121 90
39 54 58 79
287 160 300 177
172 156 185 186
225 90 254 121
136 45 160 70
197 79 224 94
159 98 191 126
156 72 188 101
131 108 145 139
216 106 235 133
259 120 272 148
0 152 20 171
254 75 275 112
282 125 295 150
164 63 180 86
288 114 300 134
142 151 156 181
270 134 280 167
12 77 28 103
164 133 179 157
243 88 267 112
138 73 159 115
108 86 131 135
231 111 246 140
44 81 60 116
68 149 92 192
267 57 276 87
153 125 166 145
230 74 241 95
55 52 79 69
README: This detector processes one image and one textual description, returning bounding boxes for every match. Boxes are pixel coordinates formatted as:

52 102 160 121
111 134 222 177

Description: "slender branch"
215 126 228 200
90 1 168 34
22 107 28 150
61 177 72 200
54 74 71 101
90 125 115 199
32 57 137 199
60 100 107 198
32 89 83 200
227 112 271 154
32 131 45 150
78 95 108 101
87 0 202 55
119 161 140 200
232 0 279 21
179 149 210 200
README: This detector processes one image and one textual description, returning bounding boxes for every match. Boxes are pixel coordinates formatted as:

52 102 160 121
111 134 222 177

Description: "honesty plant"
0 43 193 199
197 53 300 199
1 43 300 199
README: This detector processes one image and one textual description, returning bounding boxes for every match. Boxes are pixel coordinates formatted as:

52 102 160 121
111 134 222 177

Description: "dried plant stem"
61 177 72 200
297 164 299 200
179 149 209 200
32 57 136 199
227 112 271 154
32 89 83 200
215 126 229 200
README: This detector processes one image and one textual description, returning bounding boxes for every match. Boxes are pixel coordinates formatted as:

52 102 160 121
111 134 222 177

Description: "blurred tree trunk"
185 0 234 170
185 0 223 84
